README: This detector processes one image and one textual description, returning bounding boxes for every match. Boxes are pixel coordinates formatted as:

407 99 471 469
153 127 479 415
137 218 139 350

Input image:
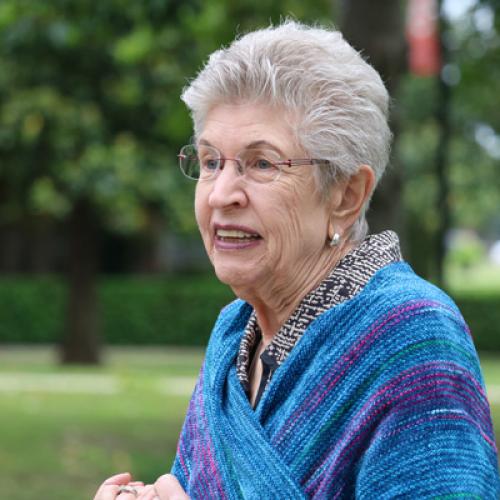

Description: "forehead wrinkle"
198 103 303 157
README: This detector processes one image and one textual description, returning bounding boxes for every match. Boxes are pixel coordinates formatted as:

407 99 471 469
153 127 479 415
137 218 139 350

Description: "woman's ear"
329 165 375 229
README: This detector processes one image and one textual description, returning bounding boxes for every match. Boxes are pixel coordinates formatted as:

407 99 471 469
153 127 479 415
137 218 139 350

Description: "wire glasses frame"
178 144 331 184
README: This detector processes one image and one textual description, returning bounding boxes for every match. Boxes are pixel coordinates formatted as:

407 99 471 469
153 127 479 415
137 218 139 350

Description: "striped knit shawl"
171 262 500 498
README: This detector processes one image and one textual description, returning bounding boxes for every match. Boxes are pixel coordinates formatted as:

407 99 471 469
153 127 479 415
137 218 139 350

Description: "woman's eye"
202 158 219 171
252 159 273 170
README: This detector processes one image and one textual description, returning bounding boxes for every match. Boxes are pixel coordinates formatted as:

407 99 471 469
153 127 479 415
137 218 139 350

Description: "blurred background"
0 0 499 498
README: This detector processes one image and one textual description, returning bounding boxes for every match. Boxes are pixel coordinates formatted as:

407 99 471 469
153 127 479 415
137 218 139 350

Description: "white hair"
182 20 392 242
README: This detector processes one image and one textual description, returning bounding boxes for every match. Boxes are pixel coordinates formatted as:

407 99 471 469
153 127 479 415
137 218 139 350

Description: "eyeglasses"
178 144 330 184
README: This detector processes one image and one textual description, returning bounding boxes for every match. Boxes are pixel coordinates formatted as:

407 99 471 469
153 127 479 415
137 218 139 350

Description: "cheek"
266 181 328 256
194 188 210 237
263 186 310 252
279 206 303 245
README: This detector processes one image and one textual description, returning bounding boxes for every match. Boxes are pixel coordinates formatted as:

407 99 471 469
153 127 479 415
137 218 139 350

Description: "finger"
117 494 136 500
94 472 132 500
125 482 146 496
104 473 132 485
116 487 138 500
136 484 156 500
116 483 143 500
94 484 120 500
154 474 189 500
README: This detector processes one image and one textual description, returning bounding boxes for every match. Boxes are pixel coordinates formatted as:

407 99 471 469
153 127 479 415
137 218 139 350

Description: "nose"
207 160 248 209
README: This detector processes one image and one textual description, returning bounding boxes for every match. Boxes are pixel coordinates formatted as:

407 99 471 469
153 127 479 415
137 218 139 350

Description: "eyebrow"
198 139 286 157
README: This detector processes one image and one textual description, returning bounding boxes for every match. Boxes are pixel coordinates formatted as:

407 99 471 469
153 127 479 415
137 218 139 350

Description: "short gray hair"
182 20 392 241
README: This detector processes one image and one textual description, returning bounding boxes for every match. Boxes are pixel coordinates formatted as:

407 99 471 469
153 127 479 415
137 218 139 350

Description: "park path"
0 372 197 396
0 372 499 404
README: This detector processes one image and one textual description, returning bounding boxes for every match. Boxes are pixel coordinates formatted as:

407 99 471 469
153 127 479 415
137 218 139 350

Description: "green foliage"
0 0 334 236
0 0 200 232
0 275 235 346
100 275 235 345
0 277 66 343
454 292 500 352
399 1 500 239
447 237 486 270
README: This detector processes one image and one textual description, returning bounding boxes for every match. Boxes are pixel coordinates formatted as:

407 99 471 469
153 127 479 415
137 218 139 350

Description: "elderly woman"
95 21 499 499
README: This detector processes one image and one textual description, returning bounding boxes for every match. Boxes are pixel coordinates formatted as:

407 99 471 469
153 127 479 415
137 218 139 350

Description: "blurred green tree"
0 0 333 362
399 0 500 280
0 0 200 362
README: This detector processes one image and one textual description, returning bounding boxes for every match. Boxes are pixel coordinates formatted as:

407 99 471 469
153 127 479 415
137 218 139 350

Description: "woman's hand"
150 474 189 500
93 473 144 500
135 474 189 500
93 473 188 500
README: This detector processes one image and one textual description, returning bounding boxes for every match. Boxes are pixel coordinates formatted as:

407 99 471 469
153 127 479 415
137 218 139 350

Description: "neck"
233 242 354 345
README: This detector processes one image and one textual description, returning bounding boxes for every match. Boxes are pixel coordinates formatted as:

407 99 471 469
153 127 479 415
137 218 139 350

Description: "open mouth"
215 228 262 242
215 227 262 243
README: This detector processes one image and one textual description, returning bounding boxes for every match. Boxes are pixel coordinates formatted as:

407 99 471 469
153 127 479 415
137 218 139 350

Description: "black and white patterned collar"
236 230 402 398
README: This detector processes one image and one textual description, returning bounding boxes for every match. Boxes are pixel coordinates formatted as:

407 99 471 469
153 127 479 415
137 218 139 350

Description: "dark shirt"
236 230 402 407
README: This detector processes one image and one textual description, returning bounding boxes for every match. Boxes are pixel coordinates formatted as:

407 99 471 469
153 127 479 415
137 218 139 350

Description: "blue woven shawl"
171 262 500 498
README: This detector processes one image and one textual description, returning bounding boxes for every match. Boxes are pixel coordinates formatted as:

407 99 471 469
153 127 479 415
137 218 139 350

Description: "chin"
212 260 259 291
214 265 247 287
208 244 269 291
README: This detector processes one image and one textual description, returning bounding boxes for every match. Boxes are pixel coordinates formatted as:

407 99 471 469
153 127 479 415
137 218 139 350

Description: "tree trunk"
60 199 101 364
337 0 407 242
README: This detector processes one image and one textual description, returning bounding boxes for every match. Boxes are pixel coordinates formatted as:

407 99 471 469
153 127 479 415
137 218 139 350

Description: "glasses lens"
240 149 281 183
198 145 221 180
179 146 281 183
179 145 201 180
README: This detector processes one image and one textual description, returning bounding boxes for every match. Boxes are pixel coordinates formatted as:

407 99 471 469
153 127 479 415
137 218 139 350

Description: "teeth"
216 229 260 239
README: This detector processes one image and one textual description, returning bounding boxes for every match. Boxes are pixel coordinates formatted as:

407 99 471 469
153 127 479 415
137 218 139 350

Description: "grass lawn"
0 346 499 500
0 346 204 500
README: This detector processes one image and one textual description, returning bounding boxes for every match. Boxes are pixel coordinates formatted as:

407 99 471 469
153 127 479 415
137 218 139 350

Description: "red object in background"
406 0 442 76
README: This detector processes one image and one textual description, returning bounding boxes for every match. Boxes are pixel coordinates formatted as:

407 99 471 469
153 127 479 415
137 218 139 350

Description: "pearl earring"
329 232 341 247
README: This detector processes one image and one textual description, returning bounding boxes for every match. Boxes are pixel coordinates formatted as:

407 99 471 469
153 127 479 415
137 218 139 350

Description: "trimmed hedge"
0 275 234 346
100 275 234 345
0 276 499 350
453 293 500 352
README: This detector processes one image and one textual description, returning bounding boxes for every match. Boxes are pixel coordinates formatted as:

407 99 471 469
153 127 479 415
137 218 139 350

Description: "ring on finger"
118 485 138 496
